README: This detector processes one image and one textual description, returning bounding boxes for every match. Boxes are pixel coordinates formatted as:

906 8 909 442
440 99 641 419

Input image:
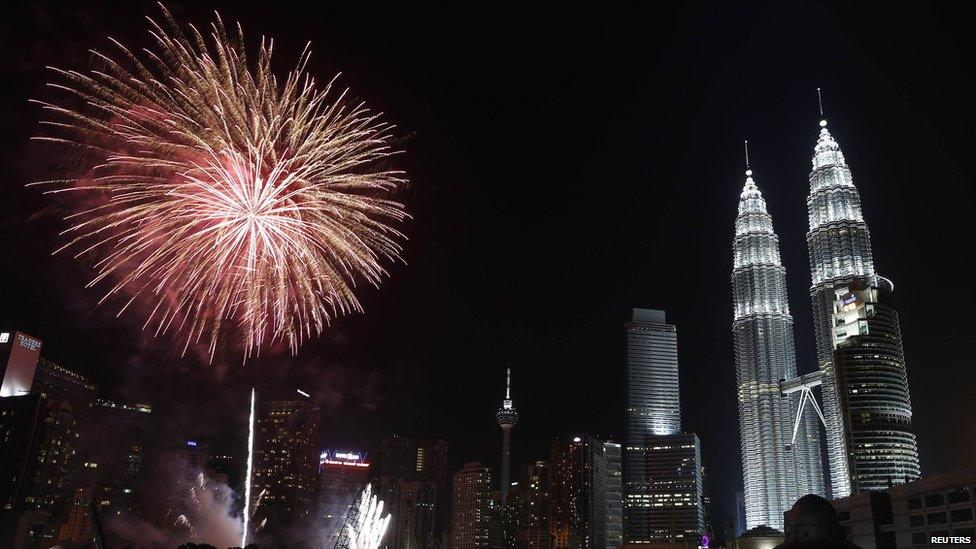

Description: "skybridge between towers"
780 371 827 447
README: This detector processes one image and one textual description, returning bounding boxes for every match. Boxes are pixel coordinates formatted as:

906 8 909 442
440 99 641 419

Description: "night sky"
2 1 974 531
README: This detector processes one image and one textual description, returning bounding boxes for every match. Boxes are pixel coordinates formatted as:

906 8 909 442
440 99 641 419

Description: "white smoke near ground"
174 473 244 547
105 471 245 548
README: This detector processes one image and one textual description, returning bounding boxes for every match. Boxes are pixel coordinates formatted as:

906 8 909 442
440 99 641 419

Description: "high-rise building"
625 309 680 438
250 396 320 537
604 442 622 549
318 450 370 544
627 432 704 546
805 118 920 497
509 461 551 549
731 166 824 530
831 281 921 492
74 399 153 519
623 310 704 545
0 330 42 398
0 394 81 547
451 462 495 549
733 491 747 537
497 368 518 507
549 435 609 549
30 358 97 404
56 488 93 546
376 436 449 548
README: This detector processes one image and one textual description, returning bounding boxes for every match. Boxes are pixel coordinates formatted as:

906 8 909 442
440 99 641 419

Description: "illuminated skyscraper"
604 442 622 549
451 462 495 549
624 310 679 438
549 435 608 549
376 436 449 548
497 368 518 507
509 461 551 549
805 118 920 497
623 310 704 544
731 166 824 530
250 396 320 537
318 450 370 544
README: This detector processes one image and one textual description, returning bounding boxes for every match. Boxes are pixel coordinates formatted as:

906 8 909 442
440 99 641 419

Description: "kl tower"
496 368 518 506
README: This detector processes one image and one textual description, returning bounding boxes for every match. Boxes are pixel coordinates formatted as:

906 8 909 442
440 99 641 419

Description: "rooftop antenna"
505 367 512 400
744 140 752 176
817 88 827 127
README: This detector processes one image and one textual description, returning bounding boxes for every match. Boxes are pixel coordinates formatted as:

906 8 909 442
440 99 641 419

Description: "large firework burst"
32 5 408 360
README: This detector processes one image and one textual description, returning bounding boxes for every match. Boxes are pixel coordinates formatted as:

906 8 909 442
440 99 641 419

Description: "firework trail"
345 484 391 549
242 387 255 547
32 4 408 360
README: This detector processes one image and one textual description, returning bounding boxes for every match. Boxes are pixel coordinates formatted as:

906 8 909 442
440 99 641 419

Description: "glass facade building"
732 169 824 530
623 310 703 544
806 120 920 497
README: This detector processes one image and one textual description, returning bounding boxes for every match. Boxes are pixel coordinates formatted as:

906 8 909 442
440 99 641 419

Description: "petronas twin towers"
731 114 920 530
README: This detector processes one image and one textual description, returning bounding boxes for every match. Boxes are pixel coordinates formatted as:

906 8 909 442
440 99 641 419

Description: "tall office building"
73 399 153 519
376 436 449 548
451 462 495 549
805 118 920 497
604 442 622 549
250 396 320 537
30 358 97 404
0 394 81 547
509 461 552 549
624 310 680 438
497 368 518 508
731 167 824 530
317 450 370 544
549 435 608 549
623 310 704 545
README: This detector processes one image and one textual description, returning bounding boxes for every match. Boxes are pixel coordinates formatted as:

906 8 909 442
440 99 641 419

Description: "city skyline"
2 2 976 546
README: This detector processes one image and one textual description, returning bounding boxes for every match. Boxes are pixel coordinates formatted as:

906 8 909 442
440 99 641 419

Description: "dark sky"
2 0 974 531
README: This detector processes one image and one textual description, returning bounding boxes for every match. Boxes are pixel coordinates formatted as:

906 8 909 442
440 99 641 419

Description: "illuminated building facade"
624 309 680 440
451 462 495 549
0 394 80 547
376 436 449 548
805 120 919 497
30 358 97 404
549 435 608 549
732 167 824 530
623 310 704 545
509 461 552 549
831 281 921 492
56 488 93 546
604 442 622 549
250 397 320 535
318 450 370 543
0 330 42 398
625 433 703 545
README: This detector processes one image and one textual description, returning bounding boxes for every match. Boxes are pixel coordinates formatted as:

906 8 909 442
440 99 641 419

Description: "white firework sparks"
346 484 391 549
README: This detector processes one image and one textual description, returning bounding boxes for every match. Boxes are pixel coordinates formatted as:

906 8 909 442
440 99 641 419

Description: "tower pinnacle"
497 367 518 424
496 368 518 506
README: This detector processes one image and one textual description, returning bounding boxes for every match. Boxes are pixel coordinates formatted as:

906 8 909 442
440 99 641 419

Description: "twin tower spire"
732 93 920 530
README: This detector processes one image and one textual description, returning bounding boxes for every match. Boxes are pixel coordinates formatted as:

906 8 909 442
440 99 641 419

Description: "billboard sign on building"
0 332 41 397
1 331 42 397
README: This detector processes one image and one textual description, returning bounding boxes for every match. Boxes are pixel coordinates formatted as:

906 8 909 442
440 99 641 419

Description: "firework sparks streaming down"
242 388 256 547
32 4 408 360
346 484 391 549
